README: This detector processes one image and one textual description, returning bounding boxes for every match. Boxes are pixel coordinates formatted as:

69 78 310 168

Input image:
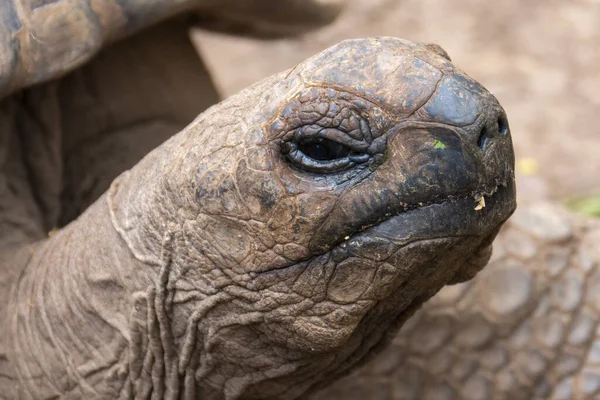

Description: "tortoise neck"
4 195 156 398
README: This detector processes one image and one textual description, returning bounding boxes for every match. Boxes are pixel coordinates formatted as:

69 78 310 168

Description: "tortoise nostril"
497 116 509 136
478 115 509 150
477 125 488 149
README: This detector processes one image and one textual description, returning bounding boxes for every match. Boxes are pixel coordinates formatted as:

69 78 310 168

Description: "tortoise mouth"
255 179 515 276
315 183 513 316
327 179 516 262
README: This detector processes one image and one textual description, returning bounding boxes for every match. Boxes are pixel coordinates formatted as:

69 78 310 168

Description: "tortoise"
312 202 600 400
0 1 516 399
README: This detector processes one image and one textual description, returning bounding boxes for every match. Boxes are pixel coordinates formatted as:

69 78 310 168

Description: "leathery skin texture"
0 37 515 398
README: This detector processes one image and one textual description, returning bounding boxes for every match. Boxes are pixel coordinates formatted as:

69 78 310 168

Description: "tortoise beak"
335 179 516 263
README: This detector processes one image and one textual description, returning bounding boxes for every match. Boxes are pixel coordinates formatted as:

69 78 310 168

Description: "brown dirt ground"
192 0 600 204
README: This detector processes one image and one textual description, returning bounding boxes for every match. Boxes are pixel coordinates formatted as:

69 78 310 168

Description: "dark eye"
282 136 371 174
298 139 352 161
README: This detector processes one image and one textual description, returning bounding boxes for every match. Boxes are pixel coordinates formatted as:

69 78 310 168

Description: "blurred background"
192 0 600 212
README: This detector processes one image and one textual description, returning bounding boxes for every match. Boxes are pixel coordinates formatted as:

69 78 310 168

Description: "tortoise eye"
298 139 352 161
281 136 370 174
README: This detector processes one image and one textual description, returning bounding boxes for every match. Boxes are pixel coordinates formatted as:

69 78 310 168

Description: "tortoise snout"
417 72 510 153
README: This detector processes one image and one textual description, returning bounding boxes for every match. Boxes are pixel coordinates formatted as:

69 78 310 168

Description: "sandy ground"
192 0 600 203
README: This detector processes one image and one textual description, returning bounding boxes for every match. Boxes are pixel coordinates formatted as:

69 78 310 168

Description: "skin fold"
0 4 516 400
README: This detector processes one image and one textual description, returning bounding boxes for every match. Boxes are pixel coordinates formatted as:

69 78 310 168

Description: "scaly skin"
312 202 600 400
0 0 344 97
0 31 515 399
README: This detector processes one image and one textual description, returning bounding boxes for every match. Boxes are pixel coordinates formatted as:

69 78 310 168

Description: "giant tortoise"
0 1 516 399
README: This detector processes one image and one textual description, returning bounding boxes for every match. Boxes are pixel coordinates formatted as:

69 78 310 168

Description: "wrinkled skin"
0 4 515 400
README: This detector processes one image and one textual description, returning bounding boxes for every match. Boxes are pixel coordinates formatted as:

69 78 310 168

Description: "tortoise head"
112 37 515 397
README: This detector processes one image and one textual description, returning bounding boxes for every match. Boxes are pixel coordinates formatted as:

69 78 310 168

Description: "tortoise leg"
57 18 220 225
